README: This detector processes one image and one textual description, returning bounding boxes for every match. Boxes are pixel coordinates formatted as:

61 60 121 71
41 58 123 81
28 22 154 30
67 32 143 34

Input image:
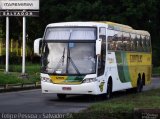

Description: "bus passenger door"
98 27 106 77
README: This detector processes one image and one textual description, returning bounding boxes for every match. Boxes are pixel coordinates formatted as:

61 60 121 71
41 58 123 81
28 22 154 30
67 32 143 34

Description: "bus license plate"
62 87 71 90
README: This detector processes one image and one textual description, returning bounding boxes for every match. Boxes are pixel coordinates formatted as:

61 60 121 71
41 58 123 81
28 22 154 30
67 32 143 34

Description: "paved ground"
143 77 160 90
0 77 159 113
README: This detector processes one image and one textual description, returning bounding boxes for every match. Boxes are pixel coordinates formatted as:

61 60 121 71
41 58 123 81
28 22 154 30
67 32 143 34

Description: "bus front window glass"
42 42 96 75
45 27 96 40
42 27 97 75
69 43 96 74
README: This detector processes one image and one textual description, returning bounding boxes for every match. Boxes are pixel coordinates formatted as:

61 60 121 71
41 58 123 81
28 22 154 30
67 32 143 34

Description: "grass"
0 63 40 84
72 89 160 119
0 63 40 74
0 72 40 84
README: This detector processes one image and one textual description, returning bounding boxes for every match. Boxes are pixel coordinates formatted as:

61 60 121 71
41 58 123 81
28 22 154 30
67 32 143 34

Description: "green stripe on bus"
115 52 131 83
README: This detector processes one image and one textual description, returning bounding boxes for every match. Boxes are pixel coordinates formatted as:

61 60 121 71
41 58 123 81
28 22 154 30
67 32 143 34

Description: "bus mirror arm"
96 39 102 55
34 38 42 56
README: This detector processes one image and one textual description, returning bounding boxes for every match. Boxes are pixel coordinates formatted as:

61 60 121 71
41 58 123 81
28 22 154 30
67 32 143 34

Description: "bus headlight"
82 78 97 83
41 77 51 83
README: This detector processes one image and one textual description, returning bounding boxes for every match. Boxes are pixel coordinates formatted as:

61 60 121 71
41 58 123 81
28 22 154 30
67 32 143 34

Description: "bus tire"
57 94 66 100
142 73 145 86
127 74 143 93
136 75 143 93
105 79 112 99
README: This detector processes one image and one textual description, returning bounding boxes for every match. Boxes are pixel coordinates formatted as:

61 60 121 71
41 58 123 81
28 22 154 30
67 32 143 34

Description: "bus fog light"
82 78 97 83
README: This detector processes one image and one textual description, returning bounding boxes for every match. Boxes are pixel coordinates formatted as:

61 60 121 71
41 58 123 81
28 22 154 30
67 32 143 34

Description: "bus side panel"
106 52 132 92
126 53 152 87
114 52 152 88
115 52 131 83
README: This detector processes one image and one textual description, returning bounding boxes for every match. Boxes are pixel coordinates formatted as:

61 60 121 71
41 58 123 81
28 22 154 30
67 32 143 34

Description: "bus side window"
138 36 143 52
130 33 136 51
113 34 118 51
146 36 151 52
142 35 146 52
131 39 134 51
134 37 138 51
126 35 131 51
117 31 123 51
122 32 130 51
108 36 113 50
122 38 126 51
117 41 122 50
107 29 115 51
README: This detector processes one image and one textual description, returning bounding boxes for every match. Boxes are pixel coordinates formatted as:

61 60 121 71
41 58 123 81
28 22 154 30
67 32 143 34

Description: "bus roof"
101 21 132 29
99 21 150 36
47 22 102 27
133 30 150 36
47 21 150 36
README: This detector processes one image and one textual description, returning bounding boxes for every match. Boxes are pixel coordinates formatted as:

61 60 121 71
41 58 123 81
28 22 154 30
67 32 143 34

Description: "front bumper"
41 81 99 95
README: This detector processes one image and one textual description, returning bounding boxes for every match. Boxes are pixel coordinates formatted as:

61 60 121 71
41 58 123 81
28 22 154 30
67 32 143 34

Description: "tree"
0 0 160 66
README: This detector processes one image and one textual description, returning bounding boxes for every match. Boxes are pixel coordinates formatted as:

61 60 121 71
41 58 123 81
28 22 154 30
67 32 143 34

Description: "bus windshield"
42 42 96 75
42 27 97 75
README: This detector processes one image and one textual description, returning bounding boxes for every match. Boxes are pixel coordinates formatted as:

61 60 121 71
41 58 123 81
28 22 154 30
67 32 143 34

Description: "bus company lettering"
130 55 142 62
56 77 64 80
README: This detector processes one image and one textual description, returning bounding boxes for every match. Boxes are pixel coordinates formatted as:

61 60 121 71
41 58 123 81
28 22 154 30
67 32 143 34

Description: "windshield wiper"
66 31 81 74
66 47 80 74
62 48 65 65
54 47 65 71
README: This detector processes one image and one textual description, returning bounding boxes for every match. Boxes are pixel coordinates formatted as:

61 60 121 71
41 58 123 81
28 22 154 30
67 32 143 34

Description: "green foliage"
72 88 160 119
0 63 40 84
0 0 160 66
0 72 40 84
0 63 40 74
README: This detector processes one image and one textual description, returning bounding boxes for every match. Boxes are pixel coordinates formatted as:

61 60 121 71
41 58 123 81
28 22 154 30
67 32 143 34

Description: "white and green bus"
34 22 152 99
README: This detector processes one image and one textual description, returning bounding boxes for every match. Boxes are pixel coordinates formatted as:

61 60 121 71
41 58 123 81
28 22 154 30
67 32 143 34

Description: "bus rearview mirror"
96 39 102 55
34 38 42 56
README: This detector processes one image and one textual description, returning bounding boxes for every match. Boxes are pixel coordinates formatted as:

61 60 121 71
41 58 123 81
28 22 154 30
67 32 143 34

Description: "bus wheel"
106 80 112 99
136 76 143 93
57 94 66 100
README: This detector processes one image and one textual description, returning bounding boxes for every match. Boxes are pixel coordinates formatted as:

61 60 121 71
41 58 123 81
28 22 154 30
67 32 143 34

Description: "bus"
34 21 152 99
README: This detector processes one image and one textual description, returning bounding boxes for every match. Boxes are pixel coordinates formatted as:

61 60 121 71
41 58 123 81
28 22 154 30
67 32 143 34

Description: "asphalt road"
0 77 159 113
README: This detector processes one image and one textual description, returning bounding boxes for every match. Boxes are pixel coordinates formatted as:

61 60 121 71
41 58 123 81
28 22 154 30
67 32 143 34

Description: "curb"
152 74 160 78
0 82 41 93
